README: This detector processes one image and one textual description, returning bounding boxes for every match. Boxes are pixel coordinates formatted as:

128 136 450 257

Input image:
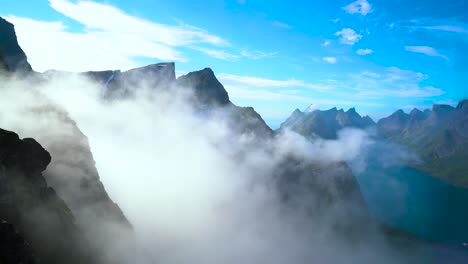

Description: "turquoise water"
354 153 468 244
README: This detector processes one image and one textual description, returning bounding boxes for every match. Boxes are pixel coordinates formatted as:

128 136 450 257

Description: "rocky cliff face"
0 16 134 263
175 67 230 106
280 107 375 139
377 100 468 187
80 61 274 138
0 17 32 74
0 220 39 264
0 128 97 264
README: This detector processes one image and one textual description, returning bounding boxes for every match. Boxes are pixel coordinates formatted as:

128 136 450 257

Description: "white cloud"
240 50 278 60
4 0 227 72
343 0 373 16
330 18 340 23
323 57 337 64
271 20 293 29
348 67 444 98
417 25 468 34
335 28 362 45
321 40 331 47
224 85 380 108
218 73 332 91
223 85 312 103
404 46 449 60
356 48 373 55
193 47 239 60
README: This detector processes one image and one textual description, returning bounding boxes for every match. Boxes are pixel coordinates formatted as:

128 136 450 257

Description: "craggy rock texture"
0 16 133 263
0 220 39 264
0 17 32 73
0 128 95 264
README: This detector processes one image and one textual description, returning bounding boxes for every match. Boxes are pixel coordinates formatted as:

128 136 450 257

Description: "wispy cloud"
321 40 331 47
323 57 337 64
224 85 380 107
356 48 373 55
348 67 444 98
420 25 468 34
193 47 239 60
223 85 312 103
330 18 340 23
404 46 448 60
335 28 362 45
271 20 293 29
5 0 227 71
343 0 373 16
240 50 278 60
218 73 332 91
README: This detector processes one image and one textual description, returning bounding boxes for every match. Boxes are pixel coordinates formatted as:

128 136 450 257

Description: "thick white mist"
0 74 420 263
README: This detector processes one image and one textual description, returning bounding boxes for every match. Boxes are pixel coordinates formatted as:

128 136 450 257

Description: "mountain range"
279 100 468 187
0 16 467 263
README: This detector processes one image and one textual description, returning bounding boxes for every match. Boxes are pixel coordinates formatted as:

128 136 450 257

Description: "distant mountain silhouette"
280 107 375 139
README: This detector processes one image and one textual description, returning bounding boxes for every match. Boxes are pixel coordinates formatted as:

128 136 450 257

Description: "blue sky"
1 0 467 128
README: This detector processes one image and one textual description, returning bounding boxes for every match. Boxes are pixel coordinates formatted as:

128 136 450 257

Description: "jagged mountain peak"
280 105 374 139
292 108 302 114
175 66 230 106
347 107 357 113
0 17 32 73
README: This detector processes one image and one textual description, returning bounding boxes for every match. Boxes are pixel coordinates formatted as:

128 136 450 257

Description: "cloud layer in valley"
0 71 429 263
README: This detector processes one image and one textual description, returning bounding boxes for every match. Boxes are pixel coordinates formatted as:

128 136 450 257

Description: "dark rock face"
9 101 134 262
280 107 375 139
274 156 373 239
175 68 230 106
0 17 133 260
0 17 32 73
377 100 468 187
0 220 39 264
0 128 95 264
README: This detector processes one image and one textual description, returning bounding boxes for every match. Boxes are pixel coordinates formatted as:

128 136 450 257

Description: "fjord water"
353 145 468 244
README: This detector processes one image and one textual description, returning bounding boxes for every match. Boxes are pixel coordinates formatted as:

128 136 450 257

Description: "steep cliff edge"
0 17 32 73
0 128 96 264
0 16 133 263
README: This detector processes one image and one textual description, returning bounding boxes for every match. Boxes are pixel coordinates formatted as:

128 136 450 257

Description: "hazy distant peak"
410 108 422 115
347 107 357 113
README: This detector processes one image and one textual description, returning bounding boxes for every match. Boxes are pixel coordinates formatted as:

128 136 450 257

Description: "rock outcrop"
175 67 230 106
0 220 39 264
0 128 96 264
0 17 32 73
0 16 133 263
